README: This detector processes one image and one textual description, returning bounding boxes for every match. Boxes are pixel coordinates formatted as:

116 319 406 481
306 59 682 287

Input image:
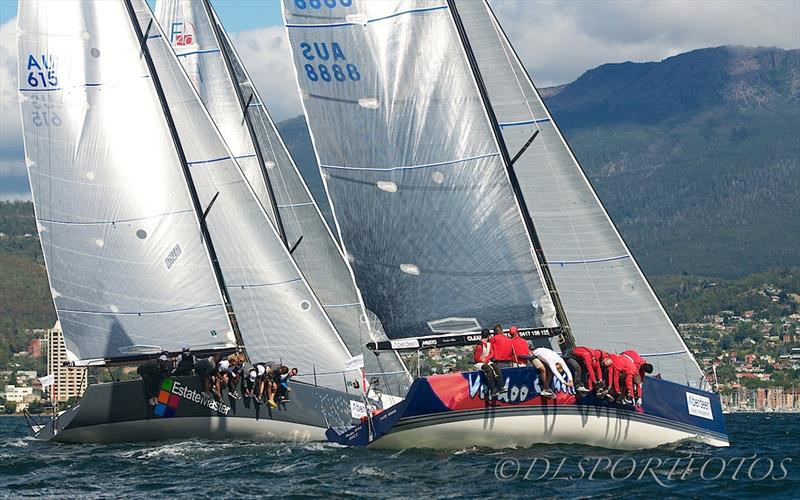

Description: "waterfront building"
46 321 87 402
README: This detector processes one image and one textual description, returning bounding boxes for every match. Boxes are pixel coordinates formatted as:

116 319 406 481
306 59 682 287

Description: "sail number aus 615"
26 54 58 88
299 41 360 82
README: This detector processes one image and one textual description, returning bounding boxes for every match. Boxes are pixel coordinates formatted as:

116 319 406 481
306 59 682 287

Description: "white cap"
256 365 266 376
158 354 168 362
249 370 257 381
218 359 230 372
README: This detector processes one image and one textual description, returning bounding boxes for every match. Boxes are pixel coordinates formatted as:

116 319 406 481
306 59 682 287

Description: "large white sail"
128 0 355 387
282 0 557 341
16 0 235 360
155 0 409 393
453 0 706 388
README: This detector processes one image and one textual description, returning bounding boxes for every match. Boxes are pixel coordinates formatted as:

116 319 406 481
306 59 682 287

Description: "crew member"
562 351 588 396
508 326 530 366
621 349 653 402
473 329 501 397
195 354 218 399
488 324 514 367
174 347 195 376
137 352 174 406
532 347 574 399
568 346 604 392
605 353 638 405
242 368 259 398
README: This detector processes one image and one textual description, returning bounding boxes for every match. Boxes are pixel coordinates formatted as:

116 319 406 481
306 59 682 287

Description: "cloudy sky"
1 0 798 200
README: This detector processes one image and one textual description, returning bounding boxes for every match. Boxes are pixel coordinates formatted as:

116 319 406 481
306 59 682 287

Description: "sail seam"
320 152 498 172
59 303 224 316
277 202 314 208
498 117 551 128
37 209 195 226
228 278 301 289
285 5 448 29
187 153 256 166
551 255 630 265
176 48 221 57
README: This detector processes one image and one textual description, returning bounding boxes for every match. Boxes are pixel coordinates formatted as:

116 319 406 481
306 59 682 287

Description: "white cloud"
229 25 303 122
490 0 800 86
1 2 799 199
0 17 24 198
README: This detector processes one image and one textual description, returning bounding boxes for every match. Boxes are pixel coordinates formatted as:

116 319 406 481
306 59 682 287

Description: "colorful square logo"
154 378 179 418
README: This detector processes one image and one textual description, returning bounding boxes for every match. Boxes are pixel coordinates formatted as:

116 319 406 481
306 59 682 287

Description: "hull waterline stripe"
389 404 728 443
498 117 551 128
320 152 499 172
285 5 448 29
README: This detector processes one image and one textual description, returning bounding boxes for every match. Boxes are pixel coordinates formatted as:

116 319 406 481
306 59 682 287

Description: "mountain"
279 46 800 278
2 45 797 346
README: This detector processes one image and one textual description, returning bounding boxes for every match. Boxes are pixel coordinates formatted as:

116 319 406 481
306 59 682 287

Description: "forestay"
282 0 557 340
156 0 410 393
16 0 235 360
453 0 706 388
129 0 355 387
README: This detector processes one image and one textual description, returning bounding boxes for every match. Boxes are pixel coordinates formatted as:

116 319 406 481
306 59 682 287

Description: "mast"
200 0 289 246
123 0 245 351
446 0 576 350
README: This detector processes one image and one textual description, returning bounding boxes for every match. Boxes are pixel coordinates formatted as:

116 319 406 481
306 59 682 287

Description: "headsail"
453 0 707 388
282 0 557 341
155 0 410 392
129 0 356 387
17 0 235 361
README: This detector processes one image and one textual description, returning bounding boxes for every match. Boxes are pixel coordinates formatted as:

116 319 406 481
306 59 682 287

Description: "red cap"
509 326 519 336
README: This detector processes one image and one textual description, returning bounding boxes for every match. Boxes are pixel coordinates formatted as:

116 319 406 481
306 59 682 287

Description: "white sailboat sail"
155 0 410 393
282 0 557 341
129 0 355 387
150 0 279 230
17 0 235 361
453 0 706 388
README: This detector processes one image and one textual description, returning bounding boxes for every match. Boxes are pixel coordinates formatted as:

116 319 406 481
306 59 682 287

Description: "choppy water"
0 413 798 498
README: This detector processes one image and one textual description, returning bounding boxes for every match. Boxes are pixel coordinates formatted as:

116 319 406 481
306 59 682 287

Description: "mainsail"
451 0 707 388
282 0 557 341
129 0 355 386
17 0 235 360
18 0 357 387
154 0 410 392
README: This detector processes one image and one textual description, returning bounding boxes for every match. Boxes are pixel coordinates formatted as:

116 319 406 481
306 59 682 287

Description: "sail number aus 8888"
299 41 360 83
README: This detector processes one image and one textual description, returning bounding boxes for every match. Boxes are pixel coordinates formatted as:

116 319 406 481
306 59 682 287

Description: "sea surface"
0 413 798 498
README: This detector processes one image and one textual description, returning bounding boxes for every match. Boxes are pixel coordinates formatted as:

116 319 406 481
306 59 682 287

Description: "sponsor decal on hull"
154 379 231 418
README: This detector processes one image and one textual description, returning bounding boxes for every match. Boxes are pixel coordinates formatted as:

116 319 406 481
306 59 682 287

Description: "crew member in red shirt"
621 350 653 402
567 346 604 391
473 330 491 368
604 353 638 404
488 324 514 367
508 326 530 366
